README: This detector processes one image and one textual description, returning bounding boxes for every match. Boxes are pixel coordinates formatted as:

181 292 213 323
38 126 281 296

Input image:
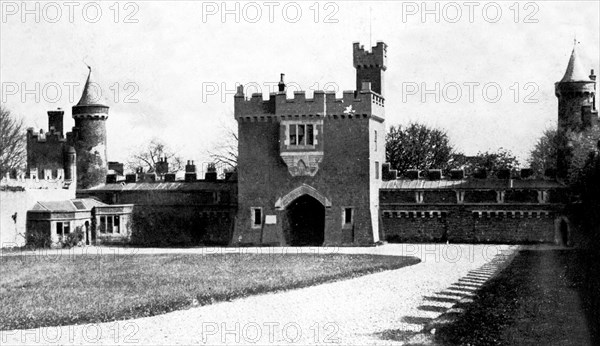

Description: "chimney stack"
48 108 64 135
278 73 286 93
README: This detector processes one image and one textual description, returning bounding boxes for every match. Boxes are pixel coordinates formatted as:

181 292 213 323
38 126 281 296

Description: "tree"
528 129 559 176
208 119 238 170
126 138 184 174
386 123 458 175
0 105 26 178
461 148 520 174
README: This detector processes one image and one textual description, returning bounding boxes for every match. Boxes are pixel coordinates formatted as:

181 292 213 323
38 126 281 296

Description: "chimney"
205 163 218 181
590 69 597 81
106 174 117 184
48 108 64 135
278 73 286 93
185 160 197 182
155 157 169 175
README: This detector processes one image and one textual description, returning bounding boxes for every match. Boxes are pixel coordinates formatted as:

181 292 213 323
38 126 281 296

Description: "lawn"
0 253 420 330
433 249 600 345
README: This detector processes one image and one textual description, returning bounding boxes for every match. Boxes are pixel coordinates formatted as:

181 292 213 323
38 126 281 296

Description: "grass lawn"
0 253 420 330
433 249 600 345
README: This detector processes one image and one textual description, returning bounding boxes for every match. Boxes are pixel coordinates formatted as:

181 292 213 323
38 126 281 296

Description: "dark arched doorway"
560 220 569 246
286 195 325 246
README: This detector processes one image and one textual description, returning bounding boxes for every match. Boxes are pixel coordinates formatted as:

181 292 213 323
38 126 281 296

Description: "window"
375 161 380 179
114 215 120 234
344 208 353 225
298 125 305 144
307 125 314 145
107 216 113 233
288 124 315 147
99 216 106 233
252 208 262 228
56 222 70 236
289 125 297 145
374 130 378 151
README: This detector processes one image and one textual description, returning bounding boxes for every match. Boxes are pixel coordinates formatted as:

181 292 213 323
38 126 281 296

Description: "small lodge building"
26 198 133 247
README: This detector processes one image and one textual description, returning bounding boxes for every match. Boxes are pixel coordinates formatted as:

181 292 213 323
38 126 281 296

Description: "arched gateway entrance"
286 195 325 246
276 184 331 246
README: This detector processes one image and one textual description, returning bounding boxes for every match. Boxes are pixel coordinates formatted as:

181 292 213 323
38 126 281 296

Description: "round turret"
70 66 109 189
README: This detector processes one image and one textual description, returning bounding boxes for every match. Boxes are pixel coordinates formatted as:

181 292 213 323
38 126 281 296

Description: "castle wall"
1 179 75 248
380 188 566 244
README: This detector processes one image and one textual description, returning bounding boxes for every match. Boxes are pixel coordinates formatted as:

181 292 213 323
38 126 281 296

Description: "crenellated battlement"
353 41 387 70
234 83 385 120
1 172 72 190
27 127 67 143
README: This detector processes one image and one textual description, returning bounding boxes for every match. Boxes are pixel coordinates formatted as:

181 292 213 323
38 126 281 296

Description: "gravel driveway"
1 244 517 345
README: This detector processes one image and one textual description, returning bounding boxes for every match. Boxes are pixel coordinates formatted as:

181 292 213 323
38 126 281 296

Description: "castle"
25 66 109 190
2 41 597 248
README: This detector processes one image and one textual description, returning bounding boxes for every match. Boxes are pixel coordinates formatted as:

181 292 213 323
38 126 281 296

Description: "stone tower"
555 44 598 178
70 67 109 189
232 42 386 246
354 41 387 96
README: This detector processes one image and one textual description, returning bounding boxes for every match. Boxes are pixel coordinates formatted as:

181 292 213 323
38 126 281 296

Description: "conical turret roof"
76 66 108 107
560 45 591 83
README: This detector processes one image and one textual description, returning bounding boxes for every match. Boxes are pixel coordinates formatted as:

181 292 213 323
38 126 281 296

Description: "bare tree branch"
0 105 26 177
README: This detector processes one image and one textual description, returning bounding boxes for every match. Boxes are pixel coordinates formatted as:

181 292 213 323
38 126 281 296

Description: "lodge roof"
30 198 107 212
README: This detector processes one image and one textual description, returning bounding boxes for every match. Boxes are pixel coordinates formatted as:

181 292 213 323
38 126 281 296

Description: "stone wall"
380 188 566 244
1 178 75 248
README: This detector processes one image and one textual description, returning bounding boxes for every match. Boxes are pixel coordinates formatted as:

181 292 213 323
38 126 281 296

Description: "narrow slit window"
252 208 262 227
374 130 378 151
344 208 353 224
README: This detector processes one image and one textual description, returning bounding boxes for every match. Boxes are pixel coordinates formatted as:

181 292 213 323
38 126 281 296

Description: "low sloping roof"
381 179 564 190
31 198 106 212
83 181 235 192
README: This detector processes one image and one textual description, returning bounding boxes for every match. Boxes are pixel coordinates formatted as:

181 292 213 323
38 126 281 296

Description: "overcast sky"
1 1 599 167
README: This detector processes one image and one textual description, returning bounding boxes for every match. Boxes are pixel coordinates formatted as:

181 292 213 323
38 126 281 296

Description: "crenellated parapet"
26 127 67 143
234 83 385 121
1 172 72 190
353 41 387 70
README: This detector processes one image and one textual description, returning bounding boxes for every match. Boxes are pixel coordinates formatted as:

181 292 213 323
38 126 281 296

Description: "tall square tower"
233 42 387 246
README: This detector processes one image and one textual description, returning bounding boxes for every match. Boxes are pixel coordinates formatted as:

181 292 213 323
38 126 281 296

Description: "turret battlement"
353 41 387 70
27 127 67 143
234 83 384 119
1 171 73 190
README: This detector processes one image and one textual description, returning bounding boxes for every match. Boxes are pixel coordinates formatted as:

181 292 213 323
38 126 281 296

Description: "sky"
1 1 599 167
